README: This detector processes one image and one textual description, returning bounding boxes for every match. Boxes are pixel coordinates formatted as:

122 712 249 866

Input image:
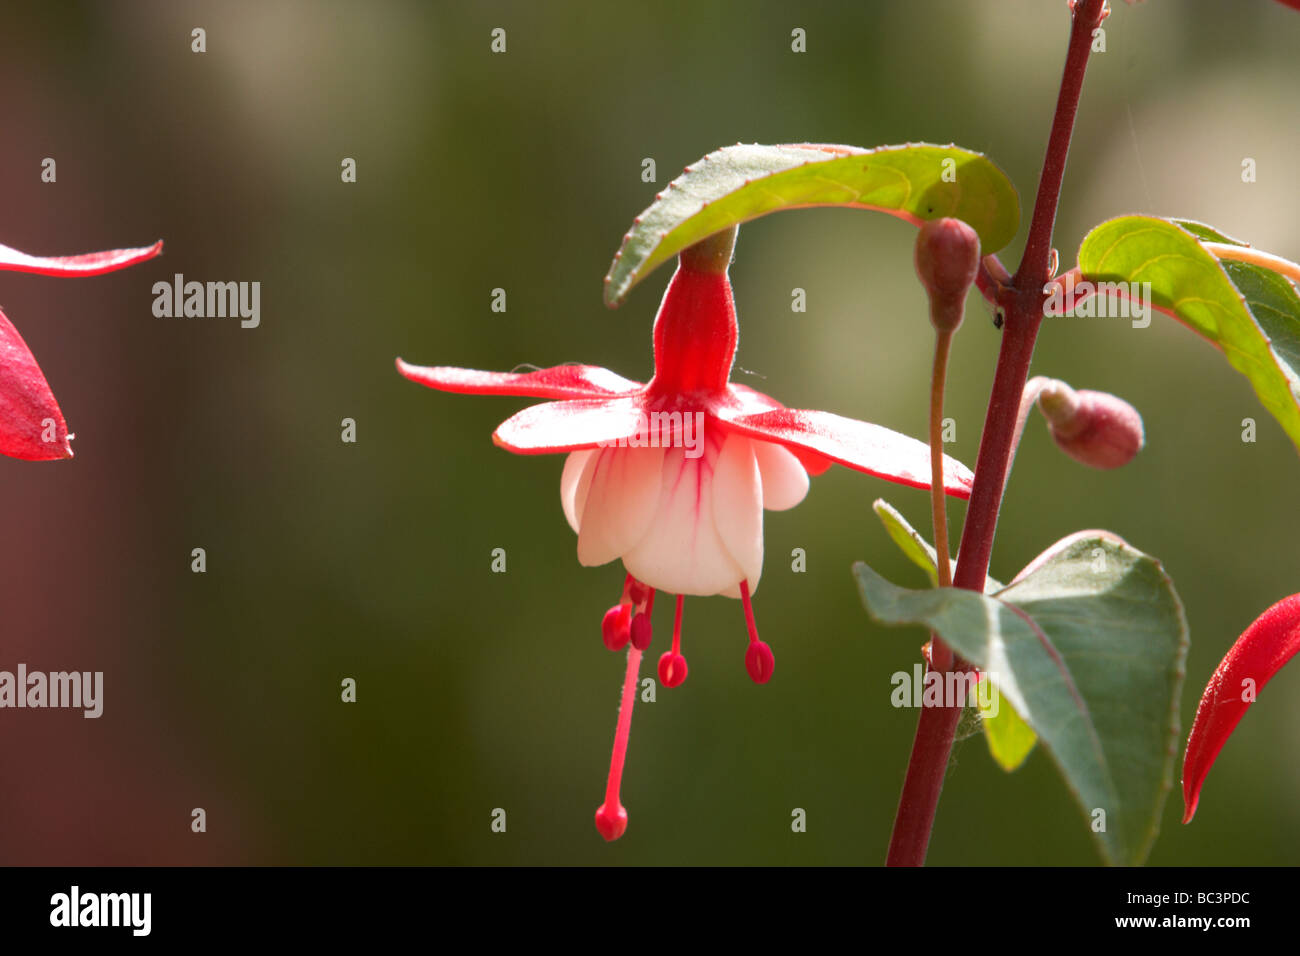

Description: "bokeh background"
0 0 1296 865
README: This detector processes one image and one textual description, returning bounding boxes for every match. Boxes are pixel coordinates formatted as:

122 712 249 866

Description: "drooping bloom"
1 239 163 460
398 226 973 840
1182 592 1300 823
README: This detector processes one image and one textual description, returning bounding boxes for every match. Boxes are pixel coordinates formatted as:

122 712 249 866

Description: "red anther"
602 604 631 651
627 577 649 606
745 641 775 684
630 612 653 651
658 652 688 688
657 594 687 686
594 803 628 842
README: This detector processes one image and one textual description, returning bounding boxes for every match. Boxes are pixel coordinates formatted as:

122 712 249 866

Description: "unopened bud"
1037 379 1144 469
915 217 981 333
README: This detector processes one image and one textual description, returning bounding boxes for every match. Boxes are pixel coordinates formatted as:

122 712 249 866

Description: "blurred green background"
1 0 1296 865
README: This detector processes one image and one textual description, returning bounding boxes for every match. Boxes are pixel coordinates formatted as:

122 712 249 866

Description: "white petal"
560 450 596 533
712 434 764 592
576 446 664 567
622 432 744 596
754 440 810 511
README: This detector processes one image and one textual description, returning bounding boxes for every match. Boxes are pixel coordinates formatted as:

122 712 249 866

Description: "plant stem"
929 330 955 590
885 0 1108 867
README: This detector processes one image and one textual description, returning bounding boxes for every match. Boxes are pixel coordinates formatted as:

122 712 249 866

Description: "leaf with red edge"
0 309 72 461
396 359 640 400
1074 216 1300 456
0 240 163 277
1182 593 1300 824
719 406 974 499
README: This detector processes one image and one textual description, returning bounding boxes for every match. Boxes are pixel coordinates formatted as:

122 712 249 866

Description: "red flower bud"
1182 593 1300 823
914 217 981 333
1037 380 1144 469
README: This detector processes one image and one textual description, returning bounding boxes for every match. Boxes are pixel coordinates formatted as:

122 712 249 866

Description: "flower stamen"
658 594 688 688
601 602 631 651
740 579 774 684
630 587 655 650
602 574 647 651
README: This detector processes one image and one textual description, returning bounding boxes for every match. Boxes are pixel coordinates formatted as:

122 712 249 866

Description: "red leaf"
0 309 71 460
1182 593 1300 823
0 240 162 277
717 407 974 498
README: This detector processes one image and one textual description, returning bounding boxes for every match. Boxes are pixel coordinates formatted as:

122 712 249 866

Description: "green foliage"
605 143 1020 305
1076 216 1300 455
856 532 1188 865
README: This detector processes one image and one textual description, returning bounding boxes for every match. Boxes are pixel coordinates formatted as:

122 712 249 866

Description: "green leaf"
871 499 940 587
1167 219 1249 246
870 498 1004 593
1076 215 1300 455
854 531 1188 865
871 498 1031 768
969 674 1038 772
605 143 1020 305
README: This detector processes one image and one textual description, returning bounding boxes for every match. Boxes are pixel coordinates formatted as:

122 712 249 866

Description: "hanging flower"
398 226 973 840
1 239 163 460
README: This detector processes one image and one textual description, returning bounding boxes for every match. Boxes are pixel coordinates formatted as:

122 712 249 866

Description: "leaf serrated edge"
604 142 1018 306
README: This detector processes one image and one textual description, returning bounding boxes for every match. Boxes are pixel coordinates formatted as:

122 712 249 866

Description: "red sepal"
1182 593 1300 823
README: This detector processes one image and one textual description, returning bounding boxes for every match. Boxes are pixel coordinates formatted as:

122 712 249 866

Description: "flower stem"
885 0 1108 867
929 330 955 590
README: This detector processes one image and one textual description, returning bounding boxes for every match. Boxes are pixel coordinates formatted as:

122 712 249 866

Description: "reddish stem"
885 0 1108 867
672 594 684 655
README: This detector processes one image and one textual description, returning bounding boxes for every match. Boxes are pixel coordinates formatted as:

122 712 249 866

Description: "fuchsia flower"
398 226 974 841
1 239 163 460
